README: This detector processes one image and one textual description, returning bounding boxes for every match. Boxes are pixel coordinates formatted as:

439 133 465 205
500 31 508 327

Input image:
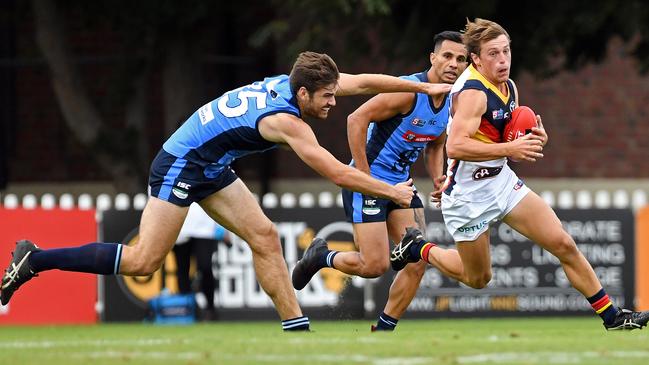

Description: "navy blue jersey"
163 74 300 178
353 71 449 184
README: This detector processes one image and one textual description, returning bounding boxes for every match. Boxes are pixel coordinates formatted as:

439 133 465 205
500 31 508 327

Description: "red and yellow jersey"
455 64 516 143
443 65 518 201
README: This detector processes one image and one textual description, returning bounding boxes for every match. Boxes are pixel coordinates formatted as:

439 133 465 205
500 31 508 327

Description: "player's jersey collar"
468 64 510 104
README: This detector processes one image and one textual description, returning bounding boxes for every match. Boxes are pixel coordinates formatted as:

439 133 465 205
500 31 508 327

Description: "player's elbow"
328 170 348 187
347 112 364 130
446 140 461 159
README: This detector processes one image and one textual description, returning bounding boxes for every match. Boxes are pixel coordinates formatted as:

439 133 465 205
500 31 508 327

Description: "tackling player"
291 32 469 331
1 51 451 331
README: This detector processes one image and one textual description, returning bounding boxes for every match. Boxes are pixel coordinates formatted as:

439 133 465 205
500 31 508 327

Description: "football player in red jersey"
391 18 649 331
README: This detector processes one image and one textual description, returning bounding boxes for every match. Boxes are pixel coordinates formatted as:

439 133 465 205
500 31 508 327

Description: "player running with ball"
391 18 649 331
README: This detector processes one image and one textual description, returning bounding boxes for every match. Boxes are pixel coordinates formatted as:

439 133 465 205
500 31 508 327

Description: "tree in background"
8 0 649 191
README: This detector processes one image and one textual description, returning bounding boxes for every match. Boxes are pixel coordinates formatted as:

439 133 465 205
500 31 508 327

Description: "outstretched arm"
337 73 451 96
258 113 414 207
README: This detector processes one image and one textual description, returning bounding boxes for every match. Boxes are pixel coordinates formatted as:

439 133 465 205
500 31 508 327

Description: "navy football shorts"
342 187 424 223
148 149 238 207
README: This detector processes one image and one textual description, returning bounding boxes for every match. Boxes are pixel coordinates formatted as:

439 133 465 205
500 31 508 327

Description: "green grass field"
1 318 648 365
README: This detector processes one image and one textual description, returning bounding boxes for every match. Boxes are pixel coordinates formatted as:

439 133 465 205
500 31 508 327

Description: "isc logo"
176 181 192 189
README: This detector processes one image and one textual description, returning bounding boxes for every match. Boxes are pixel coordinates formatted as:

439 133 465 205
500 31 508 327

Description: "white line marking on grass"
285 336 388 345
0 338 173 349
231 354 433 364
71 352 435 364
72 351 202 360
457 351 649 364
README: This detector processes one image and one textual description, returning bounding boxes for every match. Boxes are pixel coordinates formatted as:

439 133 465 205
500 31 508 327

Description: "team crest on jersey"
411 118 425 127
509 100 516 111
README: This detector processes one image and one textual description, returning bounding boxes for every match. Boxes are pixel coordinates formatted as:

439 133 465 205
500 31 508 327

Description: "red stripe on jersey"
478 117 502 143
401 130 439 143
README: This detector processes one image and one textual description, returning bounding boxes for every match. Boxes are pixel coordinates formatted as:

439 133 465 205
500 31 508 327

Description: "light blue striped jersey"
163 74 300 178
354 70 449 184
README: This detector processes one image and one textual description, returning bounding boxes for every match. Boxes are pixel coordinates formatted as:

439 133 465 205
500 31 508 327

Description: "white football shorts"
441 169 530 242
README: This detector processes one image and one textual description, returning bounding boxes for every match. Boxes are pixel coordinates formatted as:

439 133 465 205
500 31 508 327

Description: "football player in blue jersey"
0 51 451 331
291 32 469 331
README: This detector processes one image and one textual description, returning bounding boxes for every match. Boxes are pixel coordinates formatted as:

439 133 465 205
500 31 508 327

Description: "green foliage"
252 0 649 76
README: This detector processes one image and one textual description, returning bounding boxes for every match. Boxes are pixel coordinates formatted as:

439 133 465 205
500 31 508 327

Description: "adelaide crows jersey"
163 74 300 179
443 64 518 201
353 70 449 185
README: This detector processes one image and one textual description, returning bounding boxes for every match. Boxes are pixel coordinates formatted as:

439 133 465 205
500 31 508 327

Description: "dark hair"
462 18 510 59
433 31 463 52
289 51 340 96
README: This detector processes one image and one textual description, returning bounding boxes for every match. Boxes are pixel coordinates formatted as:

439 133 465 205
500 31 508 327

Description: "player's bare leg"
199 179 303 322
425 244 465 282
504 191 649 330
455 231 493 289
374 208 427 331
504 192 600 295
119 197 188 275
331 222 391 278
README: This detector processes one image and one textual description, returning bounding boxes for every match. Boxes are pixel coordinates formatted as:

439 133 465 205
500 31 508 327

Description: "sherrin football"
503 106 537 142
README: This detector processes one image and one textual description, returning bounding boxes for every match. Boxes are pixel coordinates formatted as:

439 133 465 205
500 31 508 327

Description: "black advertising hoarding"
100 208 364 322
394 209 635 318
100 207 634 321
99 209 146 322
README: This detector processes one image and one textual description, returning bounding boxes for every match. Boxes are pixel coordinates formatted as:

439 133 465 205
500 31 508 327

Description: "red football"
503 106 537 142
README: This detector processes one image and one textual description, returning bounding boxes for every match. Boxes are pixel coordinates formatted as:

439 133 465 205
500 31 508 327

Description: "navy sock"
374 312 398 331
282 316 310 331
30 243 123 275
408 238 427 261
318 250 338 269
587 288 617 325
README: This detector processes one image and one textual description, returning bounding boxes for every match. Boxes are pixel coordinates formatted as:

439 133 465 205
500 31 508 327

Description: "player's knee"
551 233 579 260
405 261 427 279
130 256 163 276
362 260 390 278
466 272 491 289
249 223 282 254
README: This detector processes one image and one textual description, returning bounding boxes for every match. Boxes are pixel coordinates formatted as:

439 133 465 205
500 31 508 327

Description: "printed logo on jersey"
492 109 511 121
199 102 215 125
509 100 516 112
411 118 425 127
402 130 438 143
362 199 381 215
411 118 437 127
472 166 502 180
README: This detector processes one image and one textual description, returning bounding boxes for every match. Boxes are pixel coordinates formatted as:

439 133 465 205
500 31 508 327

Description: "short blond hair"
462 18 510 59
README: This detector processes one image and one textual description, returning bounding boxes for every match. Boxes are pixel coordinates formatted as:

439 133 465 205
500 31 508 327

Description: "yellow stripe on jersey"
468 65 511 105
471 129 496 144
